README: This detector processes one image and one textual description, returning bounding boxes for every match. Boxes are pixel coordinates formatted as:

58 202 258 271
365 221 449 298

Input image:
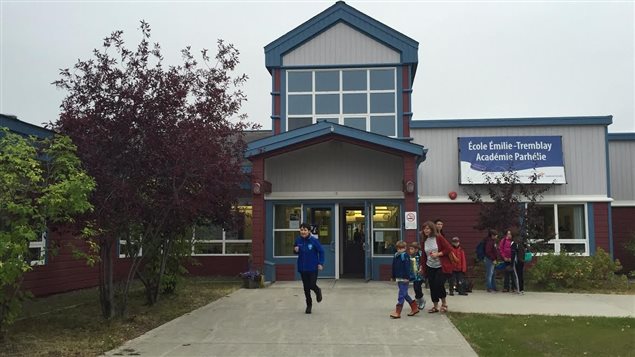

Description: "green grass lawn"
0 277 241 357
448 312 635 357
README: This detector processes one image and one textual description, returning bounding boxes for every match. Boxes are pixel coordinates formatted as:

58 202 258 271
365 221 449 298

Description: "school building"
2 1 634 296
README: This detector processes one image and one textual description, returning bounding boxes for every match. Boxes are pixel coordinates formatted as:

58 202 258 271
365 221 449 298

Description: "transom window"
532 203 588 255
286 68 397 136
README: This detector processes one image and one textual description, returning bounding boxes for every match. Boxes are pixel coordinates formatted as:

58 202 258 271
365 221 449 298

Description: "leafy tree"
51 21 254 318
0 129 95 339
464 168 554 246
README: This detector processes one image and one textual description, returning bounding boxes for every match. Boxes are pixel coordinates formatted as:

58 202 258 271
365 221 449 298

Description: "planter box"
242 277 262 289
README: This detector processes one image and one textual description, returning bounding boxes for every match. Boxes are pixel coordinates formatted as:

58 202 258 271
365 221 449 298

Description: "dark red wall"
22 228 100 297
419 203 483 265
593 202 611 253
613 206 635 273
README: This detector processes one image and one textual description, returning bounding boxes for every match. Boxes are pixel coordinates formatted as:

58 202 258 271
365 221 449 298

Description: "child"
293 223 324 314
390 241 419 318
448 237 468 296
408 242 426 309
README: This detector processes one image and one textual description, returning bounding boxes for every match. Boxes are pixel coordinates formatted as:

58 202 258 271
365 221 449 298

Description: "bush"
528 248 628 291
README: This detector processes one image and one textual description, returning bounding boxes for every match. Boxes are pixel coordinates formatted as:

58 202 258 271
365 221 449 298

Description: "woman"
419 220 453 313
511 236 526 294
499 230 514 292
293 223 324 314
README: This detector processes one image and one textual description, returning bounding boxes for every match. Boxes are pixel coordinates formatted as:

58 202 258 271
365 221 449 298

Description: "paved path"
105 280 635 357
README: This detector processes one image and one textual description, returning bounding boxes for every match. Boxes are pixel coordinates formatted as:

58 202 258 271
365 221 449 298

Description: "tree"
0 129 95 339
464 168 555 246
51 21 255 318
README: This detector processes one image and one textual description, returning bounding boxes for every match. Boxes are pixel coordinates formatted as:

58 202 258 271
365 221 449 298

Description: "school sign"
458 136 566 184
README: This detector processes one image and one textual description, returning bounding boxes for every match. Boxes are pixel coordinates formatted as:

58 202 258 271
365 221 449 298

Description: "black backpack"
475 239 486 261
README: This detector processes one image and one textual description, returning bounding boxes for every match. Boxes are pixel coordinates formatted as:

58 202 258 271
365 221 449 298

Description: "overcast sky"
1 0 633 133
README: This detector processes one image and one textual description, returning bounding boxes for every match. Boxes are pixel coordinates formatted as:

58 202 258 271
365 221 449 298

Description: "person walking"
294 223 324 314
484 229 499 292
408 242 426 309
499 230 514 292
390 241 419 318
420 221 453 313
448 237 468 296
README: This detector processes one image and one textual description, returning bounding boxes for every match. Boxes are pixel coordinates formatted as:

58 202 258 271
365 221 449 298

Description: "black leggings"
300 271 319 303
427 267 448 303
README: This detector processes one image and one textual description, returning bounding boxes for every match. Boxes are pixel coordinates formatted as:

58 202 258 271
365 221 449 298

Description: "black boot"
316 287 322 303
305 303 312 314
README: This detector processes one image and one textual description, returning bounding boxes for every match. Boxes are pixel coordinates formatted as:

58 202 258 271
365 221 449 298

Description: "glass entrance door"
342 207 365 278
304 205 335 277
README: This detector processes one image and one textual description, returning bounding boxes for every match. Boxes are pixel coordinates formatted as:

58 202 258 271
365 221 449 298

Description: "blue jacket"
294 235 325 273
392 251 412 280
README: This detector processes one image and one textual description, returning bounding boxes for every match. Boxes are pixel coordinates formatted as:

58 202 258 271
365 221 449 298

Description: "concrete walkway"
105 280 635 357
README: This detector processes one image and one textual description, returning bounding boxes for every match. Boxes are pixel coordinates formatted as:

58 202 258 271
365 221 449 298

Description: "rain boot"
407 300 420 316
389 304 403 319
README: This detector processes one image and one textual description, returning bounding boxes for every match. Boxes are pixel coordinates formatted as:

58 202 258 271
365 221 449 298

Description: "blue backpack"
475 239 486 261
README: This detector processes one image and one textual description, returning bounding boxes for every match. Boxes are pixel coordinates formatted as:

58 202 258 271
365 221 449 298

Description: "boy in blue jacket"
390 241 420 318
294 223 325 314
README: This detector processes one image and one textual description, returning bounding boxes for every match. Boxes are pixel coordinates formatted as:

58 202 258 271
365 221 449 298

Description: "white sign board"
405 211 417 230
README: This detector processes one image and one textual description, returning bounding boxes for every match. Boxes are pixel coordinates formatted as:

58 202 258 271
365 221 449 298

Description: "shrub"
528 248 628 291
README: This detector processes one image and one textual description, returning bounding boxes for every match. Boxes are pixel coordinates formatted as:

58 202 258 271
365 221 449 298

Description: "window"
286 68 397 136
192 205 252 256
372 204 402 256
28 231 47 266
533 203 588 255
273 204 301 257
118 237 143 258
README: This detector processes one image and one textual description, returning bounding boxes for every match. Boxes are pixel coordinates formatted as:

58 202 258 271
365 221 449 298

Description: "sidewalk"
104 280 635 357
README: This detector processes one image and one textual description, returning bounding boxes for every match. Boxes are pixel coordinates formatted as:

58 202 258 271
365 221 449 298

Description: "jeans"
396 281 413 305
484 257 497 290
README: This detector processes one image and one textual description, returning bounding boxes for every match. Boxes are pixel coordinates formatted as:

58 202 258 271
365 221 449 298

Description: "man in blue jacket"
294 223 325 314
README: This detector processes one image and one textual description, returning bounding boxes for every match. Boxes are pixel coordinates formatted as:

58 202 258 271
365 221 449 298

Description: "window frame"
28 231 47 266
272 204 302 258
191 205 253 257
530 203 589 255
371 203 403 257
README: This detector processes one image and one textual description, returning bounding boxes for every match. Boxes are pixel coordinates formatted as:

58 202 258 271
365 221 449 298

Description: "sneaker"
417 297 426 310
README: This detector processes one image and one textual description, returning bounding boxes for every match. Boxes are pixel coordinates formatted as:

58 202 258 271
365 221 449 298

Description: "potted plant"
239 270 263 289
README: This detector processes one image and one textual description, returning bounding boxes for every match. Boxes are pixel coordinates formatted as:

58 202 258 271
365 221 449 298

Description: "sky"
1 0 633 133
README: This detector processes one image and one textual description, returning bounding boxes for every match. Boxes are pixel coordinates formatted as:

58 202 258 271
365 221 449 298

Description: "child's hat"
451 236 460 243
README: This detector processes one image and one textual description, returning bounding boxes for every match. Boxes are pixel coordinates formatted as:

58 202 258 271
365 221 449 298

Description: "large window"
192 205 252 256
273 204 301 257
534 203 588 254
286 68 397 136
372 204 402 256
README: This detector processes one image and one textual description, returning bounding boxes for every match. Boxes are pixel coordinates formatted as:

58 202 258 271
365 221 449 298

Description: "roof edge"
410 116 613 129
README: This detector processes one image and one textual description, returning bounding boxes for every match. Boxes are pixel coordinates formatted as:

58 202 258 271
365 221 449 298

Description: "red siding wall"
276 264 296 281
186 256 249 276
379 264 392 281
419 202 483 259
593 202 611 253
613 206 635 273
22 228 100 297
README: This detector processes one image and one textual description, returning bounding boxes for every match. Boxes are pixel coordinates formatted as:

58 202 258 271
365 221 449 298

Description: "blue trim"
587 203 595 255
608 133 635 141
281 71 287 132
396 66 403 137
605 127 611 197
245 121 427 158
264 2 418 74
1 114 55 139
410 116 613 129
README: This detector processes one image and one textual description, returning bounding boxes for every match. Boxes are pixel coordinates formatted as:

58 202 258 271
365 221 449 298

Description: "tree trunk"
98 239 115 319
